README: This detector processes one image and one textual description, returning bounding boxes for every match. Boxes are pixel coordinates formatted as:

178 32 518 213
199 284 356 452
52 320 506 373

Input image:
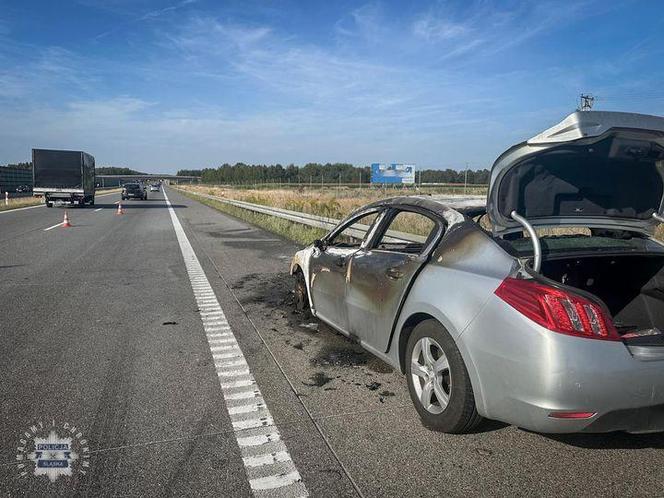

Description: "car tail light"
495 277 621 341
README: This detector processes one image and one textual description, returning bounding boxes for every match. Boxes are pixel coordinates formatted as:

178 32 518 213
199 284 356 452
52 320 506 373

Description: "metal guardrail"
176 189 488 244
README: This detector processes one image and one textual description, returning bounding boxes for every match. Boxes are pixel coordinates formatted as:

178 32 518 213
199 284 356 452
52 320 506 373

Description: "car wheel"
46 201 53 208
406 319 483 433
293 270 309 312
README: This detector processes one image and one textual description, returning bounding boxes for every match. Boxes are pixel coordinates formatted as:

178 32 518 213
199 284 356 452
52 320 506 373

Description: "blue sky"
1 0 663 173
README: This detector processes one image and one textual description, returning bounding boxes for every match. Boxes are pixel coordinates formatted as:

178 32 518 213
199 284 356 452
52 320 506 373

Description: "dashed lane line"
163 189 308 497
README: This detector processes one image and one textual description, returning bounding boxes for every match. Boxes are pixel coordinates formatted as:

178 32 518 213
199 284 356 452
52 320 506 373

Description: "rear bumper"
459 295 664 433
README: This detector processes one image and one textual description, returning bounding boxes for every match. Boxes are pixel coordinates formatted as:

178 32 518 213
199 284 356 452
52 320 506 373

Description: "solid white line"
162 189 307 496
94 208 103 212
43 222 64 231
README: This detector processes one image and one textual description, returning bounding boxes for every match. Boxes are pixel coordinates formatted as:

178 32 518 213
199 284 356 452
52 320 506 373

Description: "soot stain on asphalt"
313 346 394 374
312 346 368 368
302 372 334 387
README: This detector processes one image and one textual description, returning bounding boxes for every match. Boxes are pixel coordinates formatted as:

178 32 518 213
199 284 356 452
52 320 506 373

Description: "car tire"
405 319 483 433
46 201 53 208
293 270 309 312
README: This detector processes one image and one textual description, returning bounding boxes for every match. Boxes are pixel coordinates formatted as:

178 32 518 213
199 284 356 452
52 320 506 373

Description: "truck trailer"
32 149 95 207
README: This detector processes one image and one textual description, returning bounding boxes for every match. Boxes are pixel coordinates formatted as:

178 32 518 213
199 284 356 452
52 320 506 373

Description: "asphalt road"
1 187 664 496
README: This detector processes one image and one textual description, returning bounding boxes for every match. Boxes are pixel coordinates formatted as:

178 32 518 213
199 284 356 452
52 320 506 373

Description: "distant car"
291 110 664 435
150 184 159 192
15 185 32 193
121 183 147 200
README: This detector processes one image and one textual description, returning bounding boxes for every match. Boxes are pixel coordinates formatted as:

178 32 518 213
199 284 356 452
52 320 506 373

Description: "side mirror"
313 239 326 251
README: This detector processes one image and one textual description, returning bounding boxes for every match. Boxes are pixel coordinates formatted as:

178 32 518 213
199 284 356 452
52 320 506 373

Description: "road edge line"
163 189 308 497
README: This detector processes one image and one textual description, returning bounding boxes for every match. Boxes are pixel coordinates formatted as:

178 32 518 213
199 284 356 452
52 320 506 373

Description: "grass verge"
0 197 42 212
178 189 327 246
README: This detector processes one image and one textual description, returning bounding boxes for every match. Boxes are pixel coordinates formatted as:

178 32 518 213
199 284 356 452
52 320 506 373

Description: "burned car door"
346 208 442 351
309 210 381 333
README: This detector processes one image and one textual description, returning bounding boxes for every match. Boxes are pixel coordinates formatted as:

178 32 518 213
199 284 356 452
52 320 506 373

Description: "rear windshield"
125 184 140 190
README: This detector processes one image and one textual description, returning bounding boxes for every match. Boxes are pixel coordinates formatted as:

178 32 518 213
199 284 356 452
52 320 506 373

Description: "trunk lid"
487 111 664 234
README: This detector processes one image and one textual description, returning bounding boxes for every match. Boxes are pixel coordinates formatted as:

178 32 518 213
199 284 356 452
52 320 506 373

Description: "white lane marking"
43 222 64 231
250 471 304 491
233 417 275 431
94 208 103 212
163 189 307 496
243 451 291 468
237 433 281 447
229 401 265 415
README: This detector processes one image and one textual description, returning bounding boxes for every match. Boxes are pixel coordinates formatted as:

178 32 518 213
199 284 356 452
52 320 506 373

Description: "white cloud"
412 16 467 41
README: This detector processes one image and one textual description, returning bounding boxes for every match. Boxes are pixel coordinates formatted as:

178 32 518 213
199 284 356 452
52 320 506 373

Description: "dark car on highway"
121 183 147 200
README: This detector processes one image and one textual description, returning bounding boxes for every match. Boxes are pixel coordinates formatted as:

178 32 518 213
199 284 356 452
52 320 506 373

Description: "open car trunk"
539 252 664 333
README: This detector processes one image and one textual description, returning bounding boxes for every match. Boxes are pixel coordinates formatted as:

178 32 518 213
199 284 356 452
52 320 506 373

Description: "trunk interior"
540 253 664 332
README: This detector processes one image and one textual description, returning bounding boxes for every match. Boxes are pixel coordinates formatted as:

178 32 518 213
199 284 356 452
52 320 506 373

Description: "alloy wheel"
410 336 451 414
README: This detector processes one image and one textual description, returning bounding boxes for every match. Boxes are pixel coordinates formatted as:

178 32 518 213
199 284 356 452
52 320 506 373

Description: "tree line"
177 163 490 185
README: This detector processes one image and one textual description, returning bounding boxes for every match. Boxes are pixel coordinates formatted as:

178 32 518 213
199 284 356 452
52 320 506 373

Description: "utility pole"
579 94 595 111
464 163 468 195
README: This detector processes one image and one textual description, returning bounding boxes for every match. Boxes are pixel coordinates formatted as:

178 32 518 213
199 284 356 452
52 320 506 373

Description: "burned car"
291 110 664 434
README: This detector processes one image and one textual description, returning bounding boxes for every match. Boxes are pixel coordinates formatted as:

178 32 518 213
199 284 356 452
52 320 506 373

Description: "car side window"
328 212 379 248
374 210 438 254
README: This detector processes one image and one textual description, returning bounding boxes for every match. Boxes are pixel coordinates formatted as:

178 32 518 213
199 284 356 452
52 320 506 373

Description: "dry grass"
187 184 486 215
0 196 41 211
181 184 664 242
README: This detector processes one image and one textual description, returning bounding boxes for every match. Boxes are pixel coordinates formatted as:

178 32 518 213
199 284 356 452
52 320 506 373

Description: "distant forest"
177 163 490 185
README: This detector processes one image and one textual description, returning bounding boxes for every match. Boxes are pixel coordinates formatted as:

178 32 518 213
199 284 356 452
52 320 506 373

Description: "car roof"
356 195 485 221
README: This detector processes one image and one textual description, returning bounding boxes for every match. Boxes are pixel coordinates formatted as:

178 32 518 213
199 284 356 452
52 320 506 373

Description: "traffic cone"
62 210 72 228
116 202 124 215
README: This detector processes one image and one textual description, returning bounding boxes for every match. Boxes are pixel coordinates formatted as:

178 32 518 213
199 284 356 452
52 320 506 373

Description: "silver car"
291 110 664 434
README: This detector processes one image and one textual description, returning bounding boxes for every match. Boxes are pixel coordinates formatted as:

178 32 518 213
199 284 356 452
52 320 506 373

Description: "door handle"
386 267 404 280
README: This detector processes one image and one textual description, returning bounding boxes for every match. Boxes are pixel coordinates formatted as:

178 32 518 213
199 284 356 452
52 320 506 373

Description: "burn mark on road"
302 372 334 387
